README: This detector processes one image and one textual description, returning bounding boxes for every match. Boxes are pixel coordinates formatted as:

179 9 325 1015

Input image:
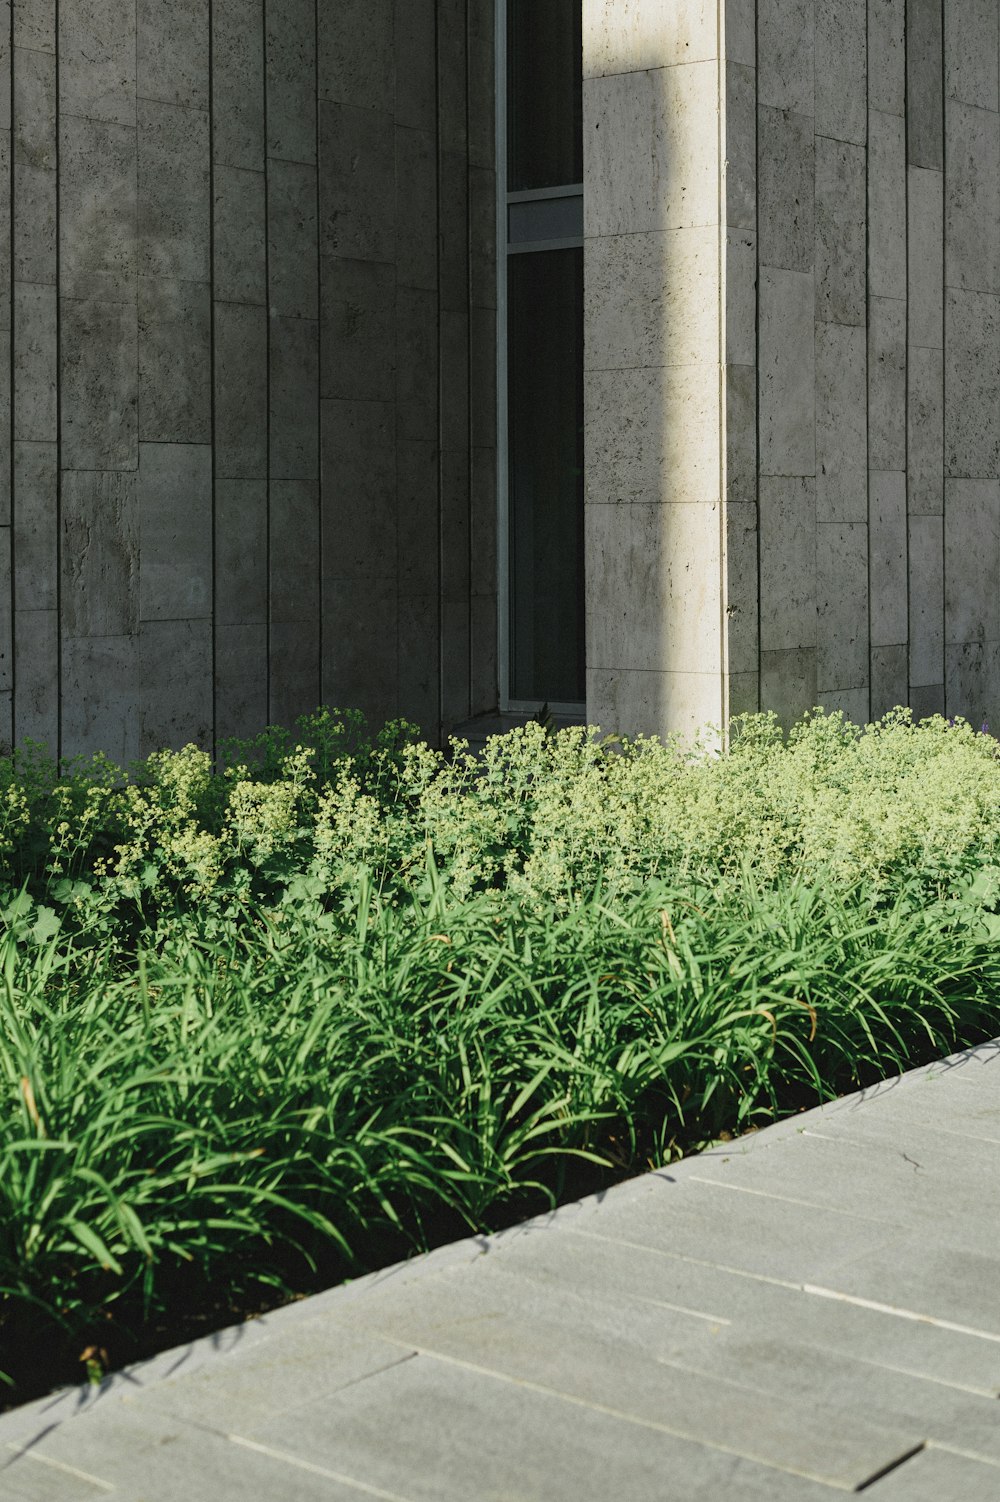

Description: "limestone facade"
1 1 999 755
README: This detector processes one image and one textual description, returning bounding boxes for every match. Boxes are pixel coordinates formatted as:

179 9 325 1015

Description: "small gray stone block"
908 345 943 514
817 520 869 692
467 0 495 172
13 45 56 287
862 1448 1000 1502
319 101 394 261
60 298 138 471
58 116 137 303
138 99 210 281
869 470 907 646
945 100 1000 294
586 226 719 372
213 165 266 305
215 621 267 743
248 1330 911 1499
944 0 999 112
60 633 139 765
724 502 758 676
266 0 316 165
399 591 441 735
945 289 1000 479
726 361 757 504
583 64 718 237
214 301 267 478
13 281 56 442
138 442 212 622
321 399 395 580
7 1399 362 1499
908 513 944 686
759 476 816 652
267 157 319 319
758 267 815 477
212 0 264 171
436 0 467 159
469 302 496 452
319 257 395 404
867 295 906 472
318 0 393 114
437 149 469 313
61 469 138 636
269 619 321 726
395 126 438 294
756 106 813 274
13 439 56 610
0 528 10 691
868 109 906 300
396 285 438 426
757 0 813 114
322 576 398 725
870 642 908 718
0 332 9 520
14 0 55 53
724 62 755 231
215 477 267 625
137 0 210 111
140 618 212 754
138 276 211 444
906 0 944 169
817 685 869 723
269 315 319 479
910 682 945 718
396 436 438 595
585 363 719 506
946 640 1000 729
393 0 436 131
815 136 866 325
944 478 1000 644
907 166 943 348
867 0 905 116
58 0 136 126
815 322 867 504
815 0 866 144
269 478 319 623
13 607 57 751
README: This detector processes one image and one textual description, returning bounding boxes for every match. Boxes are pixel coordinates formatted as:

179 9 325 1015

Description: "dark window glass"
507 0 583 192
508 247 585 702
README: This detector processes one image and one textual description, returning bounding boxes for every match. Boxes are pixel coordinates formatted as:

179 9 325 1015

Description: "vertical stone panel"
213 0 266 738
267 1 320 724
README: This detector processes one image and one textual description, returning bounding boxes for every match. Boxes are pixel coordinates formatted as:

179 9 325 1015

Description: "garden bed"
2 706 1000 1409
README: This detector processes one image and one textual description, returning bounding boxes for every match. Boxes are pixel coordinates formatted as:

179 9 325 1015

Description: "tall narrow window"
500 0 584 708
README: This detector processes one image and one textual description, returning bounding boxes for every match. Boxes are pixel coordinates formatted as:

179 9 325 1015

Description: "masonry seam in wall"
263 0 271 728
7 0 15 752
434 0 443 744
54 0 63 762
858 0 864 726
314 0 321 718
208 0 217 758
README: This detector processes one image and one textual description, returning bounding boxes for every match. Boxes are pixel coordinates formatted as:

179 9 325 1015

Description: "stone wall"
0 0 495 761
584 0 1000 737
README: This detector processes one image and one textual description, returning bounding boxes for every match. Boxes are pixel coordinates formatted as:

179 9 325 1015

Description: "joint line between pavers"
4 1441 114 1491
801 1286 1000 1344
685 1174 897 1224
227 1434 414 1502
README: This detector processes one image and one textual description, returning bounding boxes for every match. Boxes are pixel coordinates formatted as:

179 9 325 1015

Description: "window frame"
496 0 586 717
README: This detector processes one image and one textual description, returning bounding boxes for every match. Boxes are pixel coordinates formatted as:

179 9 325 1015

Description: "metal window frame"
495 0 586 719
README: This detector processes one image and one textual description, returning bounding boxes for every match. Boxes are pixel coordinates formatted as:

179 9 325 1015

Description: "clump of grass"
1 705 999 1405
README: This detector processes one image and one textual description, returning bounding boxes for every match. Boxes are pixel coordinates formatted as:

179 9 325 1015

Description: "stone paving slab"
0 1038 997 1500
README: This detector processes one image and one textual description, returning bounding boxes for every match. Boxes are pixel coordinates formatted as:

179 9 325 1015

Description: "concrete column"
267 0 320 728
12 3 56 748
212 0 268 743
58 0 140 764
136 0 212 755
583 0 741 740
868 0 907 719
319 0 399 731
942 0 1000 724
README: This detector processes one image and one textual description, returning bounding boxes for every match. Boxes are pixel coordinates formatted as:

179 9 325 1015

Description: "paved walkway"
1 1041 998 1501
